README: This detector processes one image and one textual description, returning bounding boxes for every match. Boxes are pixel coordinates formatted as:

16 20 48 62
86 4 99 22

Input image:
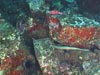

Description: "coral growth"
0 49 27 75
57 26 100 48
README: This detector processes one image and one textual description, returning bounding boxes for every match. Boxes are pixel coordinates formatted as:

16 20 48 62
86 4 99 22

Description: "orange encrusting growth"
7 70 25 75
57 26 100 48
28 24 44 33
46 15 62 38
0 50 27 75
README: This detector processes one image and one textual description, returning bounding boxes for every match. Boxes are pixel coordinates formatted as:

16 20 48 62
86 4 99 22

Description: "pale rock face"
65 0 75 3
0 70 5 75
26 0 44 11
94 72 100 75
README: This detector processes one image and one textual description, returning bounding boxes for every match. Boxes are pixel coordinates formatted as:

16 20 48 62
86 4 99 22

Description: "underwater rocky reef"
0 0 100 75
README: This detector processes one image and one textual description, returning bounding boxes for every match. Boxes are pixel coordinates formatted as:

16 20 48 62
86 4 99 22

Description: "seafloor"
0 0 100 75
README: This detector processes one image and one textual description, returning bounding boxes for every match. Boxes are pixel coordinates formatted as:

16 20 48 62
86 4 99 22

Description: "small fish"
49 10 63 15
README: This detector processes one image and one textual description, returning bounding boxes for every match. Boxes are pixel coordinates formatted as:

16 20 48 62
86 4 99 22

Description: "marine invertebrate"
7 70 24 75
46 14 62 38
0 49 27 75
57 26 100 49
46 11 100 51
